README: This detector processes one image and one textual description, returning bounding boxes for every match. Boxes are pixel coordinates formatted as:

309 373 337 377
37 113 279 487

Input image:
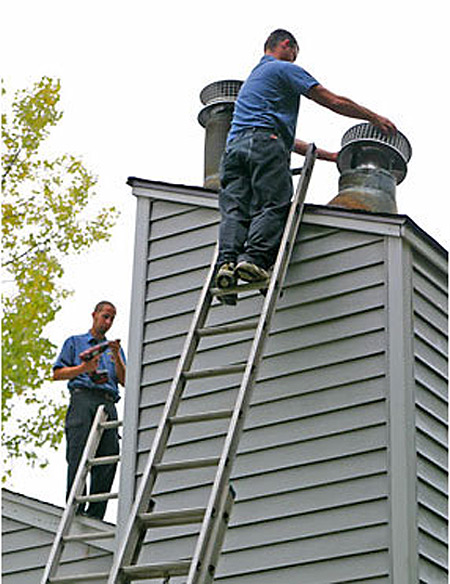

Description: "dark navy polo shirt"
227 55 319 150
53 331 126 400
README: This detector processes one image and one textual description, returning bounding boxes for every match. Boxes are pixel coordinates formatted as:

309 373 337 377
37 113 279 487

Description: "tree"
2 77 119 478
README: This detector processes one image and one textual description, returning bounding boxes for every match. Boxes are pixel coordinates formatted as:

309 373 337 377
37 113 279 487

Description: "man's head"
264 29 299 62
91 301 116 338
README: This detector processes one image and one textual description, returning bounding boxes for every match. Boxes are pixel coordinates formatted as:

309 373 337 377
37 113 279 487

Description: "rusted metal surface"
329 123 412 213
198 80 242 191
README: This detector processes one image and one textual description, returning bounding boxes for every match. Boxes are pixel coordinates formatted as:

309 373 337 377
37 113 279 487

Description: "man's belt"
72 386 117 403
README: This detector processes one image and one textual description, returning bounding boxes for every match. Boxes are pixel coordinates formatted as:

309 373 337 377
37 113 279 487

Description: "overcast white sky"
2 1 448 517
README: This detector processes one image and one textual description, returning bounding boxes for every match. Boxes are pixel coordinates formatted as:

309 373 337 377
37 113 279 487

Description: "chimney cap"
337 123 412 184
200 80 243 107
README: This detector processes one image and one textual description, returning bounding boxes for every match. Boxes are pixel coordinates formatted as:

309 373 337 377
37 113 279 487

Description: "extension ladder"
107 143 317 584
41 404 122 584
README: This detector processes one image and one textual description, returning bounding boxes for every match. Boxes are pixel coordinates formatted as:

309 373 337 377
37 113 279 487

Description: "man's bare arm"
53 356 99 381
293 138 338 162
307 84 396 135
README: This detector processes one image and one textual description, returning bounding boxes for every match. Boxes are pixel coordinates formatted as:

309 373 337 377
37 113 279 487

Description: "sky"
2 0 448 519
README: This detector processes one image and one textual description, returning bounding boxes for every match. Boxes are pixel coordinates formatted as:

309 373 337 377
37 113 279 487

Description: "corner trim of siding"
386 235 419 582
117 196 152 539
402 223 448 275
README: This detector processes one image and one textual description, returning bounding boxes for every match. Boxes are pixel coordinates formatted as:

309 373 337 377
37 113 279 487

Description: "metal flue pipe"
328 123 412 213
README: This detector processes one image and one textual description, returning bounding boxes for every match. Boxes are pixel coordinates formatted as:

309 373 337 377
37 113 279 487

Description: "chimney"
328 123 412 213
198 80 243 191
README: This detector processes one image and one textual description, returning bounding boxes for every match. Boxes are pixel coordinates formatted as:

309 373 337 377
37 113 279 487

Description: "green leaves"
1 77 119 479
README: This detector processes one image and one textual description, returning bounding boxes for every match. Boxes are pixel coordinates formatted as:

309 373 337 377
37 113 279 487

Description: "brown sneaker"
215 262 236 289
236 260 270 283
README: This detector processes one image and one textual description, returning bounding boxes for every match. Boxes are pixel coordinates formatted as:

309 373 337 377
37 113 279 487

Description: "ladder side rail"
109 248 219 584
40 405 109 584
188 144 317 584
196 486 235 584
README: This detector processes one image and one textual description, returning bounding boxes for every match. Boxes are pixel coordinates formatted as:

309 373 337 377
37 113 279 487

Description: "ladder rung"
155 456 220 473
88 454 121 466
75 492 118 503
49 571 109 583
211 280 269 295
139 507 205 527
122 560 191 579
170 409 233 425
197 321 258 337
100 419 123 429
184 364 245 380
63 530 115 542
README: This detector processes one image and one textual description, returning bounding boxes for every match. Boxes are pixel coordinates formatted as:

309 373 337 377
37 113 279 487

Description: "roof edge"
127 177 447 259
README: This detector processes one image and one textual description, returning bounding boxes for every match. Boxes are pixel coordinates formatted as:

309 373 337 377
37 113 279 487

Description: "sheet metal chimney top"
328 123 412 213
198 80 243 191
338 123 412 184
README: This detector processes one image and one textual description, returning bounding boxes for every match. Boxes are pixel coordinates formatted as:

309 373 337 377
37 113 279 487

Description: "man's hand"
53 355 100 381
369 114 397 137
293 139 338 163
80 355 101 374
109 339 122 361
109 339 126 386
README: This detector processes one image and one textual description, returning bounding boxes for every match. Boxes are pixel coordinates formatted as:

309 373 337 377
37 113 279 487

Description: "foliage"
2 77 119 478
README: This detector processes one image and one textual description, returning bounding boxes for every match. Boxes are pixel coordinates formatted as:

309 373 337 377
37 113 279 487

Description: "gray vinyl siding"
412 247 448 583
2 515 55 584
132 198 393 583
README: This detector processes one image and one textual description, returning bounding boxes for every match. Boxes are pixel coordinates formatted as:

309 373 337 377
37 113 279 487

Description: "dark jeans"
65 389 119 519
218 128 293 270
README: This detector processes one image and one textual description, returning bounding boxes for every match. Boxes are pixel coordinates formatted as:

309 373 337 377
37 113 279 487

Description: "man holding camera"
53 300 126 519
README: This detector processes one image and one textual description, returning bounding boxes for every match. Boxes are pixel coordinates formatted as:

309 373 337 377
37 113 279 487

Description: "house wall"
118 189 448 583
411 246 448 583
3 185 447 584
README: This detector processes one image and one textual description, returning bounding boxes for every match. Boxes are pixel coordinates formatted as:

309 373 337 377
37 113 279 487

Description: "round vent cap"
200 80 243 106
337 123 412 184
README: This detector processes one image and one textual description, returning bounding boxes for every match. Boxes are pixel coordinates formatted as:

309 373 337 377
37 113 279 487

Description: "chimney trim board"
116 195 152 540
401 224 448 277
127 177 447 261
385 236 419 583
131 184 218 210
304 210 403 239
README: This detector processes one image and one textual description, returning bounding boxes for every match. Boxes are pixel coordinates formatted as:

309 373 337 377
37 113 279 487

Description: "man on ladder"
53 300 126 520
105 30 400 584
216 28 397 302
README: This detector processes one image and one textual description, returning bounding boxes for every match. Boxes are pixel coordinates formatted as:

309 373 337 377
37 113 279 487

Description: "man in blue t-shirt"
216 29 396 300
53 300 126 519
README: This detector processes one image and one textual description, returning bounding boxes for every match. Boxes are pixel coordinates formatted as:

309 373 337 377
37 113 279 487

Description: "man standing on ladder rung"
53 300 126 520
215 28 397 303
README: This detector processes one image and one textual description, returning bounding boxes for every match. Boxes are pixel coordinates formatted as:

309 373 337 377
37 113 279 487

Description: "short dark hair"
264 29 298 52
94 300 116 313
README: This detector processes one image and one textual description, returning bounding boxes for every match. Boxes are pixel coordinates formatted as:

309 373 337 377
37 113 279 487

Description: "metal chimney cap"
337 123 412 184
200 80 243 106
198 80 243 128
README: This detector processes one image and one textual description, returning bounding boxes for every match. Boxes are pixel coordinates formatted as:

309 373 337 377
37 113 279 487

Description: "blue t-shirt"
53 331 126 400
227 55 319 150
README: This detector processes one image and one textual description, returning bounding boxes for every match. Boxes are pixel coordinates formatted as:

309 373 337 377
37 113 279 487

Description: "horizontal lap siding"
1 517 53 584
412 249 448 583
1 515 111 584
138 199 391 583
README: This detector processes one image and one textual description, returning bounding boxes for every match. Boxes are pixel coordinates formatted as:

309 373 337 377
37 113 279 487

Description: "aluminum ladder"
107 143 317 584
40 404 122 584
